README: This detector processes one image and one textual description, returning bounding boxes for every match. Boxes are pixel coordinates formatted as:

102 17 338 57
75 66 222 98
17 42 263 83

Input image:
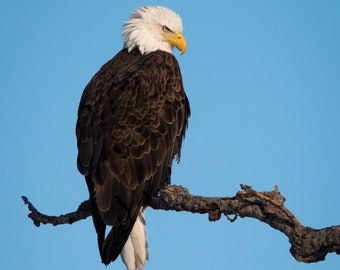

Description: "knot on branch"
238 184 285 204
235 184 300 232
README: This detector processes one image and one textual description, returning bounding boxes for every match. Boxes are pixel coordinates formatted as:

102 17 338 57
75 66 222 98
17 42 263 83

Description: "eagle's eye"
162 26 172 33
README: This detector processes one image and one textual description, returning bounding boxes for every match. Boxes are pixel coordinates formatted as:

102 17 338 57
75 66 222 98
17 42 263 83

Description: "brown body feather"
76 48 190 264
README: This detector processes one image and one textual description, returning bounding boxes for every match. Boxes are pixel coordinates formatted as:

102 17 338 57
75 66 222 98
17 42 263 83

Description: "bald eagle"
76 6 190 270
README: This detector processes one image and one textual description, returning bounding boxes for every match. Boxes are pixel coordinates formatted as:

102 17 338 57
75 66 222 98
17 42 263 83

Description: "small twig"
225 214 238 222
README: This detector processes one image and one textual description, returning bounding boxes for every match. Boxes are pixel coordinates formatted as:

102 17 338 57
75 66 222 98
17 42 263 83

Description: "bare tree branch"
22 184 340 263
21 196 91 226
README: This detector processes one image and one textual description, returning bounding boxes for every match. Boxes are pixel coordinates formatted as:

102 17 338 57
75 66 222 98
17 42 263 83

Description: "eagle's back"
76 48 190 264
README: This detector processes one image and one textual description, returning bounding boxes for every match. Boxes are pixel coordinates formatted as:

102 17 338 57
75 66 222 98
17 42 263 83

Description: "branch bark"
22 184 340 263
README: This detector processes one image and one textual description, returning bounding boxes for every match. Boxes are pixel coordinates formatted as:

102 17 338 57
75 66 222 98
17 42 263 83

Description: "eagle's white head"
123 6 186 55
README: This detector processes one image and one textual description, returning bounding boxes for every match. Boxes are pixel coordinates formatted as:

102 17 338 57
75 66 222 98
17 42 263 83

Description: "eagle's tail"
101 209 149 269
120 210 149 270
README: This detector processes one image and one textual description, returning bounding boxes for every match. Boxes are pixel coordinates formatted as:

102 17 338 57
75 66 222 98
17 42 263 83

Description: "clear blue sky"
1 1 339 269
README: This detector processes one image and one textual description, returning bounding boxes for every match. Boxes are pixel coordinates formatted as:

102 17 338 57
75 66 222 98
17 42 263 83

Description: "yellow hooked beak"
163 32 187 55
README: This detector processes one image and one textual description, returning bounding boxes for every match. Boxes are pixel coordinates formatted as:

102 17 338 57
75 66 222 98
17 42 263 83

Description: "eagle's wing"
76 48 190 264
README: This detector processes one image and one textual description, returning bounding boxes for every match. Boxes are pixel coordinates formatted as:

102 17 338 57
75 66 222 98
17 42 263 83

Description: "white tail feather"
121 210 149 270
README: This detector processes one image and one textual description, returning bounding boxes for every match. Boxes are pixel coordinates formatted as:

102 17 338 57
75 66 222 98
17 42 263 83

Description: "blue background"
1 1 339 269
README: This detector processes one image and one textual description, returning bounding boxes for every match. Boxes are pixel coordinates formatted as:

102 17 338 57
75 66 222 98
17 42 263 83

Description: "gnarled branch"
22 184 340 263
